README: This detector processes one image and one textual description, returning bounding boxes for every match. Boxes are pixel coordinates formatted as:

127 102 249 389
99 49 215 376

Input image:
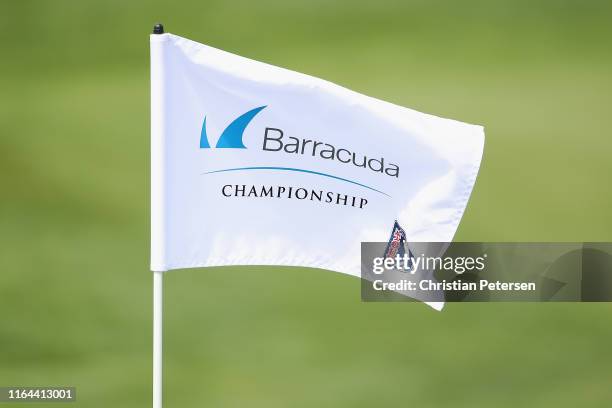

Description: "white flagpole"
153 271 163 408
150 22 166 408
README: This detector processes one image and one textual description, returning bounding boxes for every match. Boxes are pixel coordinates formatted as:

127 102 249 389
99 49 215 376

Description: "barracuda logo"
200 105 397 197
200 106 266 149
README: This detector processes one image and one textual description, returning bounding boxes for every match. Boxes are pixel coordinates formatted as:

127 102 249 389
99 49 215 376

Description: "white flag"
150 33 484 296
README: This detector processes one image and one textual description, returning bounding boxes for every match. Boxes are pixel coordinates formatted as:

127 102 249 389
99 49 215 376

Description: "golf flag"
150 33 485 293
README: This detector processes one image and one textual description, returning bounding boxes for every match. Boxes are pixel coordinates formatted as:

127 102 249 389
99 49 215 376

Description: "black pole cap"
153 23 164 34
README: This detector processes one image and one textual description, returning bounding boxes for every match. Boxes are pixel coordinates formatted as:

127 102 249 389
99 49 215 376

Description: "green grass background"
1 0 612 407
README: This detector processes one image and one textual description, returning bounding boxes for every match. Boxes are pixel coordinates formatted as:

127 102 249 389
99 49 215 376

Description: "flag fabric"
150 33 485 293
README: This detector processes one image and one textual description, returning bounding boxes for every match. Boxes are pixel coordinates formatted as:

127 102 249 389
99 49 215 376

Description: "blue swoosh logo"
200 106 267 149
199 117 211 148
202 166 390 197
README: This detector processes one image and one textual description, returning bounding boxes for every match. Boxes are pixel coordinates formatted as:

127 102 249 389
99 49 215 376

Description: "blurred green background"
1 0 611 407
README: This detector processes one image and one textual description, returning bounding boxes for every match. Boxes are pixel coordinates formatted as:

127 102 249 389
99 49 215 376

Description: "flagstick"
153 271 163 408
151 22 166 408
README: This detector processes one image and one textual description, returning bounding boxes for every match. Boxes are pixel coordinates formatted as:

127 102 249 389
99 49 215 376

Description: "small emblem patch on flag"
384 221 414 270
